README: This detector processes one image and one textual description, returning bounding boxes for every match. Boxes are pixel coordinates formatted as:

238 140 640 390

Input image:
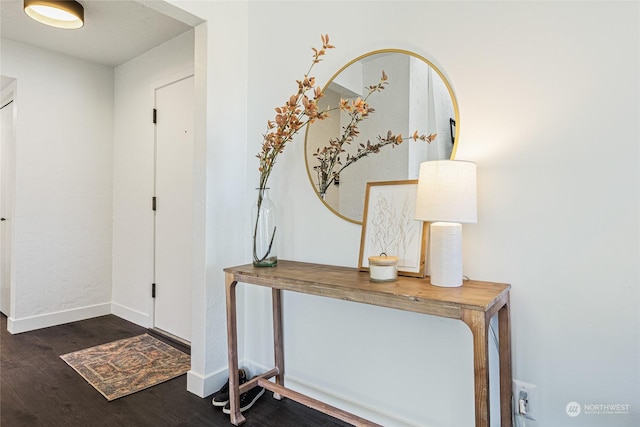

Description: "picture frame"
358 180 428 278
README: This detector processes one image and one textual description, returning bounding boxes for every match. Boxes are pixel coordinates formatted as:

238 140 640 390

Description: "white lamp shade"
415 160 477 223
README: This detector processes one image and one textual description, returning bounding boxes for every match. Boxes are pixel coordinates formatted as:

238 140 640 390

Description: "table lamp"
415 160 477 287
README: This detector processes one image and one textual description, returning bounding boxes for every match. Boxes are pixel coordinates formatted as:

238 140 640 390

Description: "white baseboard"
285 376 423 427
187 366 229 398
187 359 268 399
7 303 111 334
110 302 150 328
240 360 421 427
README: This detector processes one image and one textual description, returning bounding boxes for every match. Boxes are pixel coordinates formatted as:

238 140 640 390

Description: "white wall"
0 39 114 333
4 1 637 426
161 1 251 398
111 26 220 392
131 1 639 426
111 30 194 326
240 2 638 427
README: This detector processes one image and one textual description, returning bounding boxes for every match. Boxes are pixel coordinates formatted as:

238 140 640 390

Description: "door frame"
1 79 17 319
148 68 195 339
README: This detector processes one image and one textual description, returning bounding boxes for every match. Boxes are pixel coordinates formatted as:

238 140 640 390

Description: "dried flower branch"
312 71 437 197
257 34 334 191
253 34 335 265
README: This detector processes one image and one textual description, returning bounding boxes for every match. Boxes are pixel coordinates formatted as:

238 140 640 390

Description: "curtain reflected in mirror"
305 50 459 224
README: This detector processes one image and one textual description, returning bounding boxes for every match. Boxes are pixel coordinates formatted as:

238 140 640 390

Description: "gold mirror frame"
304 49 460 224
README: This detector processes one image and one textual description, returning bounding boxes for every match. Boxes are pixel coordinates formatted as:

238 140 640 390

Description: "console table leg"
498 297 513 427
272 288 285 400
462 309 490 427
225 274 245 425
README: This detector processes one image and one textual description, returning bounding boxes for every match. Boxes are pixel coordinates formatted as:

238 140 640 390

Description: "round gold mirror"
304 49 459 224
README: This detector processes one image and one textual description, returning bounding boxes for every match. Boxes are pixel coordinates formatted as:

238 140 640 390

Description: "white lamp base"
429 222 463 287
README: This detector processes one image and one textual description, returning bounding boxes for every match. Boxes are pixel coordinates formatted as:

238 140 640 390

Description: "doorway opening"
0 78 17 319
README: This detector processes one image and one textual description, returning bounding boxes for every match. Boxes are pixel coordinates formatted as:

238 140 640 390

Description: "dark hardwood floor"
0 314 348 427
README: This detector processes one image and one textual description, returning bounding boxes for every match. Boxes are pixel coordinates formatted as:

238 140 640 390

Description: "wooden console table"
224 260 512 427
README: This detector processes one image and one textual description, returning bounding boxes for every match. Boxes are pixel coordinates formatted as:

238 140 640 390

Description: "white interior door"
0 86 15 317
154 75 194 342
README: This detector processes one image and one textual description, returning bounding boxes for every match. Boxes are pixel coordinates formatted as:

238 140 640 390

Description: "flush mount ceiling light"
24 0 84 29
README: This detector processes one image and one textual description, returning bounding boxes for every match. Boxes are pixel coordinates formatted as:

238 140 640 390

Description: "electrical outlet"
513 380 537 420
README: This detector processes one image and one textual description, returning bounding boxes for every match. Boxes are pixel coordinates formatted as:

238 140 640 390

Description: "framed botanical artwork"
358 180 428 278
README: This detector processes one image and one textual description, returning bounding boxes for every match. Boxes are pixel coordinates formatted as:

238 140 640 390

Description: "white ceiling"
0 0 199 68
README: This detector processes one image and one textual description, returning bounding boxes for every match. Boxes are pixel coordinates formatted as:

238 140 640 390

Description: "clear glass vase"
252 188 277 267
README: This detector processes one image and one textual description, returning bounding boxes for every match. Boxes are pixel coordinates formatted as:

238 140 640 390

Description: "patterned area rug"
60 334 191 401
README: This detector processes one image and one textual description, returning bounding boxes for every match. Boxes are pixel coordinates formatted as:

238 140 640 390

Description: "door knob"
0 218 5 221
